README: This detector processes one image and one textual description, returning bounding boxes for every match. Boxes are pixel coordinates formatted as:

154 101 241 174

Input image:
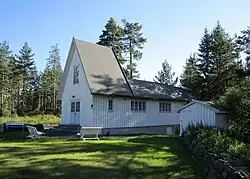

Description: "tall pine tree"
154 59 178 85
181 22 241 100
42 44 62 113
209 22 240 99
15 42 36 114
0 41 12 116
122 19 147 79
236 27 250 71
196 28 214 100
180 53 201 92
97 17 124 65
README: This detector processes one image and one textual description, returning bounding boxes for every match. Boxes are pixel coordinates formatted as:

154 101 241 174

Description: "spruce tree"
15 42 35 114
196 28 214 100
0 41 12 116
122 19 147 79
154 59 178 85
210 22 240 99
8 55 20 115
236 27 250 71
41 67 52 112
43 44 62 113
31 71 42 113
97 17 124 65
180 53 201 92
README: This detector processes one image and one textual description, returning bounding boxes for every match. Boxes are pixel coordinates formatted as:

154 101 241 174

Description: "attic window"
73 65 79 84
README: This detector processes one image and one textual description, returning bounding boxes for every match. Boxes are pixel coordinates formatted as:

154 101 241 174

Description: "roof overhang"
177 100 228 114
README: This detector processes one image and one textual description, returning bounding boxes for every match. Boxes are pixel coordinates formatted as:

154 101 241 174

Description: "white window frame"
73 65 80 84
131 100 146 112
159 102 171 112
108 99 113 111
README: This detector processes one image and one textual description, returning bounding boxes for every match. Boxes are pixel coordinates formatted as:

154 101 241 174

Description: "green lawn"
0 132 205 179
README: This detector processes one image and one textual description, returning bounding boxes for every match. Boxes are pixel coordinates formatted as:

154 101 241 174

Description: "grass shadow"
0 133 206 179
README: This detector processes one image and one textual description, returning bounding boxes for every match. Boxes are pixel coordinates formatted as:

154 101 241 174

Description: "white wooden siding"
93 95 185 128
61 44 93 126
180 102 216 134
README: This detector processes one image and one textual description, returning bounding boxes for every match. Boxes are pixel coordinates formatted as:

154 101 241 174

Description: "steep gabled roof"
58 38 133 99
74 39 133 97
58 38 197 101
129 79 196 101
177 100 228 113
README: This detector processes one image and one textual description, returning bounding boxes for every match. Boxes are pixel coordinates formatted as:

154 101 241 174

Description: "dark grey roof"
202 101 227 112
75 39 133 97
129 79 196 101
178 100 228 113
59 38 196 101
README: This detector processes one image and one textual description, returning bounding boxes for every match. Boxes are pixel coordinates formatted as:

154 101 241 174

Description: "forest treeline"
1 19 250 141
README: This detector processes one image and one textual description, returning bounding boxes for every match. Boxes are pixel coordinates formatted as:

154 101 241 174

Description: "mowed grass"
0 132 205 179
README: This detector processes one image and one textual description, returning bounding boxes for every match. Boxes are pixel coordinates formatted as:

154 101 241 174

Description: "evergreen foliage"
98 18 147 79
0 41 62 116
154 59 178 86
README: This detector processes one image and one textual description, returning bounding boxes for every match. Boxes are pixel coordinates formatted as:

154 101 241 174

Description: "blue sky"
1 0 250 81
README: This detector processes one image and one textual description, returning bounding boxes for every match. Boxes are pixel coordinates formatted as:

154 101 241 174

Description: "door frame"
70 99 81 124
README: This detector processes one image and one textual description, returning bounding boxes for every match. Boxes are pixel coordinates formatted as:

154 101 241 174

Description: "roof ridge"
74 38 111 50
131 79 191 91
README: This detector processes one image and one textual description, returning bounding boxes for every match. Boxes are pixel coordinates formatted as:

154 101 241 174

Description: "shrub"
217 86 250 142
187 126 250 168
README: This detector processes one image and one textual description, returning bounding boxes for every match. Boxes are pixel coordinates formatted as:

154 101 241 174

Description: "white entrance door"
70 101 81 124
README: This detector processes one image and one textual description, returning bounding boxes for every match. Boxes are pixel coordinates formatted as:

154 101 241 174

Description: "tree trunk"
1 73 4 116
22 78 25 112
53 82 56 112
129 42 132 79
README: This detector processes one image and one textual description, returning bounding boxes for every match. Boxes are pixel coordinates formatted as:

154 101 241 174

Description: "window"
71 102 75 112
73 65 79 84
131 101 134 111
71 101 80 112
131 100 146 112
159 102 171 112
135 101 138 111
142 101 146 111
76 102 80 112
108 99 113 111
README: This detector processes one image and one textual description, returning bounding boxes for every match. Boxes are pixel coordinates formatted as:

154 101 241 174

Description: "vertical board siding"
180 103 216 133
61 45 93 126
93 95 185 128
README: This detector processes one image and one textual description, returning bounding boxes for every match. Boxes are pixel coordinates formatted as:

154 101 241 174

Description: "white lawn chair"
77 127 103 141
26 125 45 139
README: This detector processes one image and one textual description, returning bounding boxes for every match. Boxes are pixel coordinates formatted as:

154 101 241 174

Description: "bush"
217 86 250 142
187 125 250 168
